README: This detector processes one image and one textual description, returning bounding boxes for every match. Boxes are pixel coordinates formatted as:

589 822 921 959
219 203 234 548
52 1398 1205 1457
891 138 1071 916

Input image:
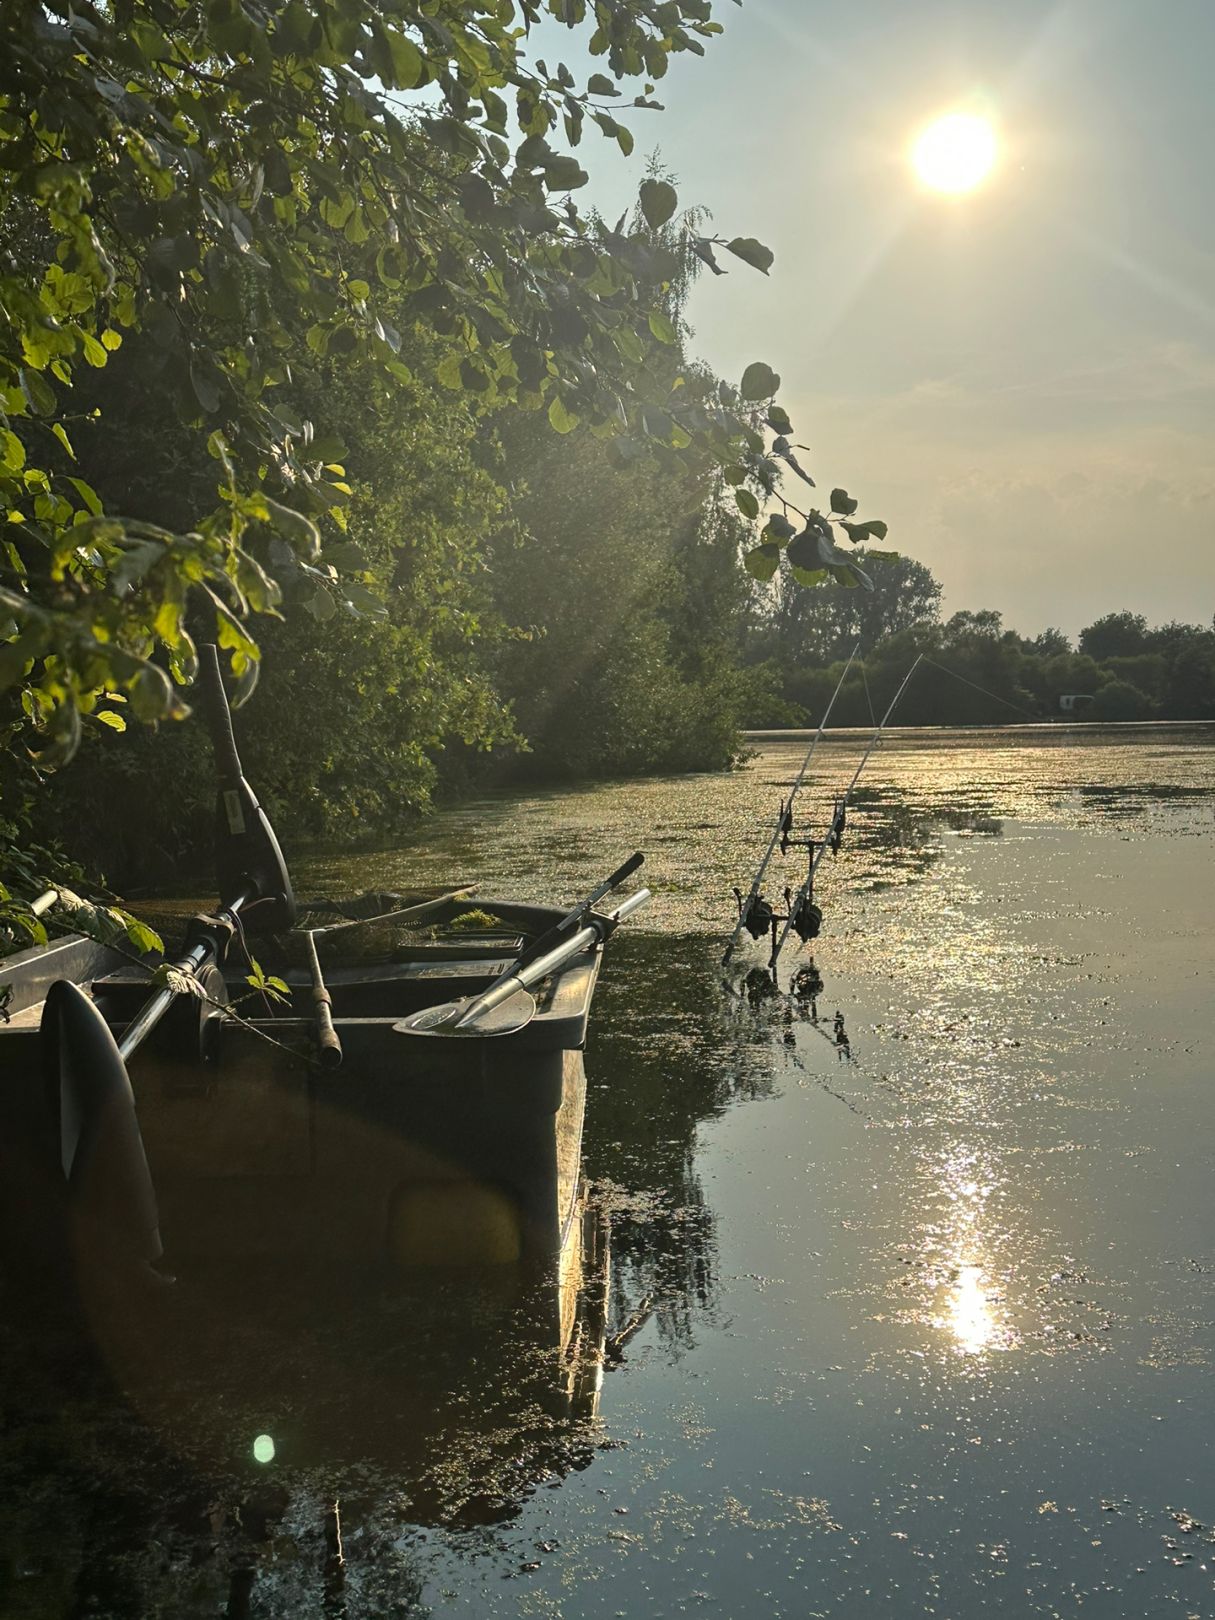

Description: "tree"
1030 627 1071 657
32 333 521 884
771 554 942 668
0 0 886 783
1159 633 1215 720
1078 612 1150 661
1090 679 1153 722
943 608 1003 642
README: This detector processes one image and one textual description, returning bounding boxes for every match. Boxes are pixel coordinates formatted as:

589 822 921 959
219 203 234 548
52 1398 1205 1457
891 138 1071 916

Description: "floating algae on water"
3 728 1215 1617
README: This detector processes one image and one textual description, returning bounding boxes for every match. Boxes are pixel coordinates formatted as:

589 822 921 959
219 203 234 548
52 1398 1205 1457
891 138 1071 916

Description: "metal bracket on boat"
180 909 239 968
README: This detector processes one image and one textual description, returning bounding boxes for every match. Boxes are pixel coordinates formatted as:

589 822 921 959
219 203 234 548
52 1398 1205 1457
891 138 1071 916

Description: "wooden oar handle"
311 985 343 1068
304 931 343 1068
198 643 243 784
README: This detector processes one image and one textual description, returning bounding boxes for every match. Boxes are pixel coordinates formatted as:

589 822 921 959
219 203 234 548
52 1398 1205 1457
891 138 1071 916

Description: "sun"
911 112 997 195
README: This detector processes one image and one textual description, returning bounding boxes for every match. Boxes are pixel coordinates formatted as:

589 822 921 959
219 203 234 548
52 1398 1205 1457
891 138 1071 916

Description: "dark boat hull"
0 896 604 1281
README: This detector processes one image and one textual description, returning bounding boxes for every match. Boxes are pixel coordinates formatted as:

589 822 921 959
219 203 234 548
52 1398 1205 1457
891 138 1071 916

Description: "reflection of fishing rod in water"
722 644 859 967
768 655 923 967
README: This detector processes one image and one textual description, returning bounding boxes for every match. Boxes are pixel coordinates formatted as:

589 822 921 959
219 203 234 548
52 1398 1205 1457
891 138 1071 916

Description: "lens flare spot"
253 1433 276 1464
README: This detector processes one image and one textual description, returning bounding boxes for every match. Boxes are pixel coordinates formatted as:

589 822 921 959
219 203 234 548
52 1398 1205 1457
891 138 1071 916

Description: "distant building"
1059 693 1096 714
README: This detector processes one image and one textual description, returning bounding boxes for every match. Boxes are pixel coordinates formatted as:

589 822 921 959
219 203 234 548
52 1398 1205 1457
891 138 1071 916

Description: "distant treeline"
743 566 1215 727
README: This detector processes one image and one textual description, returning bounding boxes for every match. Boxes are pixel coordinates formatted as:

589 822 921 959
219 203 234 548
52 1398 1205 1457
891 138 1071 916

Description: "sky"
536 0 1215 637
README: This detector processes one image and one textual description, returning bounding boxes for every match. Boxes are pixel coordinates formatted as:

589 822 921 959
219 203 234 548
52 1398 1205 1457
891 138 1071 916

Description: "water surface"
5 725 1215 1617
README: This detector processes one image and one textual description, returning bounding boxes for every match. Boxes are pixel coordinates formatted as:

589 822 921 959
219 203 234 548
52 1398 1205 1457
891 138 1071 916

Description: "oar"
397 887 652 1038
303 930 342 1068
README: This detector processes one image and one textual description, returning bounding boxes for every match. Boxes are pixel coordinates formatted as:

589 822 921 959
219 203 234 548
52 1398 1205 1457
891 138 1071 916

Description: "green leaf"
190 361 221 415
638 178 678 229
19 368 56 417
647 310 677 345
384 28 423 88
1 431 25 472
51 422 75 461
323 541 365 572
343 582 388 618
129 663 174 722
740 362 780 401
830 488 859 516
543 155 589 190
787 526 837 572
121 915 164 955
766 405 793 435
67 477 103 517
725 237 774 275
81 331 109 368
762 512 797 544
734 487 759 520
262 496 321 557
744 543 781 582
548 395 579 434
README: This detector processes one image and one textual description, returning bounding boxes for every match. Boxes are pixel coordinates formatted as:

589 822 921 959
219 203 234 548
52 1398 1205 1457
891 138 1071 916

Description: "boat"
0 645 649 1305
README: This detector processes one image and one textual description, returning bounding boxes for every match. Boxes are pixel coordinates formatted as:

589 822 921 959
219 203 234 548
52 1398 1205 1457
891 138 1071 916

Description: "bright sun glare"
912 113 997 194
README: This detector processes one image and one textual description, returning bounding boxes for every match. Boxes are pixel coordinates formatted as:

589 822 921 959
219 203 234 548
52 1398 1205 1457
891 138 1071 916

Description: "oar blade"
395 988 536 1038
41 980 163 1268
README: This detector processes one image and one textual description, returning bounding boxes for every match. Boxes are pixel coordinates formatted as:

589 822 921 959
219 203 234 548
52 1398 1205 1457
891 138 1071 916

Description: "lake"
4 725 1215 1618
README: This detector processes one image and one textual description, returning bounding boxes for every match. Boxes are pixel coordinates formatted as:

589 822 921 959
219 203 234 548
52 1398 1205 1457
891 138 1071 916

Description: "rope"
918 656 1040 722
304 900 439 937
859 661 877 729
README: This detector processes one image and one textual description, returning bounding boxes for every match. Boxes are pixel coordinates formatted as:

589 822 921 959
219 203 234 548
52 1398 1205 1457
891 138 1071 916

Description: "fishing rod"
769 654 923 967
722 645 859 967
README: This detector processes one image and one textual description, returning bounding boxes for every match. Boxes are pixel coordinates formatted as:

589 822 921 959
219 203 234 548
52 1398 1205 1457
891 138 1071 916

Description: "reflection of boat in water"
0 1178 614 1615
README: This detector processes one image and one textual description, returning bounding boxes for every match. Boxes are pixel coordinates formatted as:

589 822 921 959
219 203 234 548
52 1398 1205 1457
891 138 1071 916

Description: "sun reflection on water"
929 1159 1012 1358
946 1262 999 1355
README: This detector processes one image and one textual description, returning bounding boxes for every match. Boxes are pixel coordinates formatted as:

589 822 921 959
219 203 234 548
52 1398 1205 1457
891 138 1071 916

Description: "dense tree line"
11 249 772 888
745 585 1215 728
2 0 894 925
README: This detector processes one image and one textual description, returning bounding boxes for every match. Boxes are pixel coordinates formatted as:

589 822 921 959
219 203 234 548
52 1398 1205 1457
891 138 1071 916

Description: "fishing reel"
725 788 847 968
733 889 775 942
789 892 823 943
